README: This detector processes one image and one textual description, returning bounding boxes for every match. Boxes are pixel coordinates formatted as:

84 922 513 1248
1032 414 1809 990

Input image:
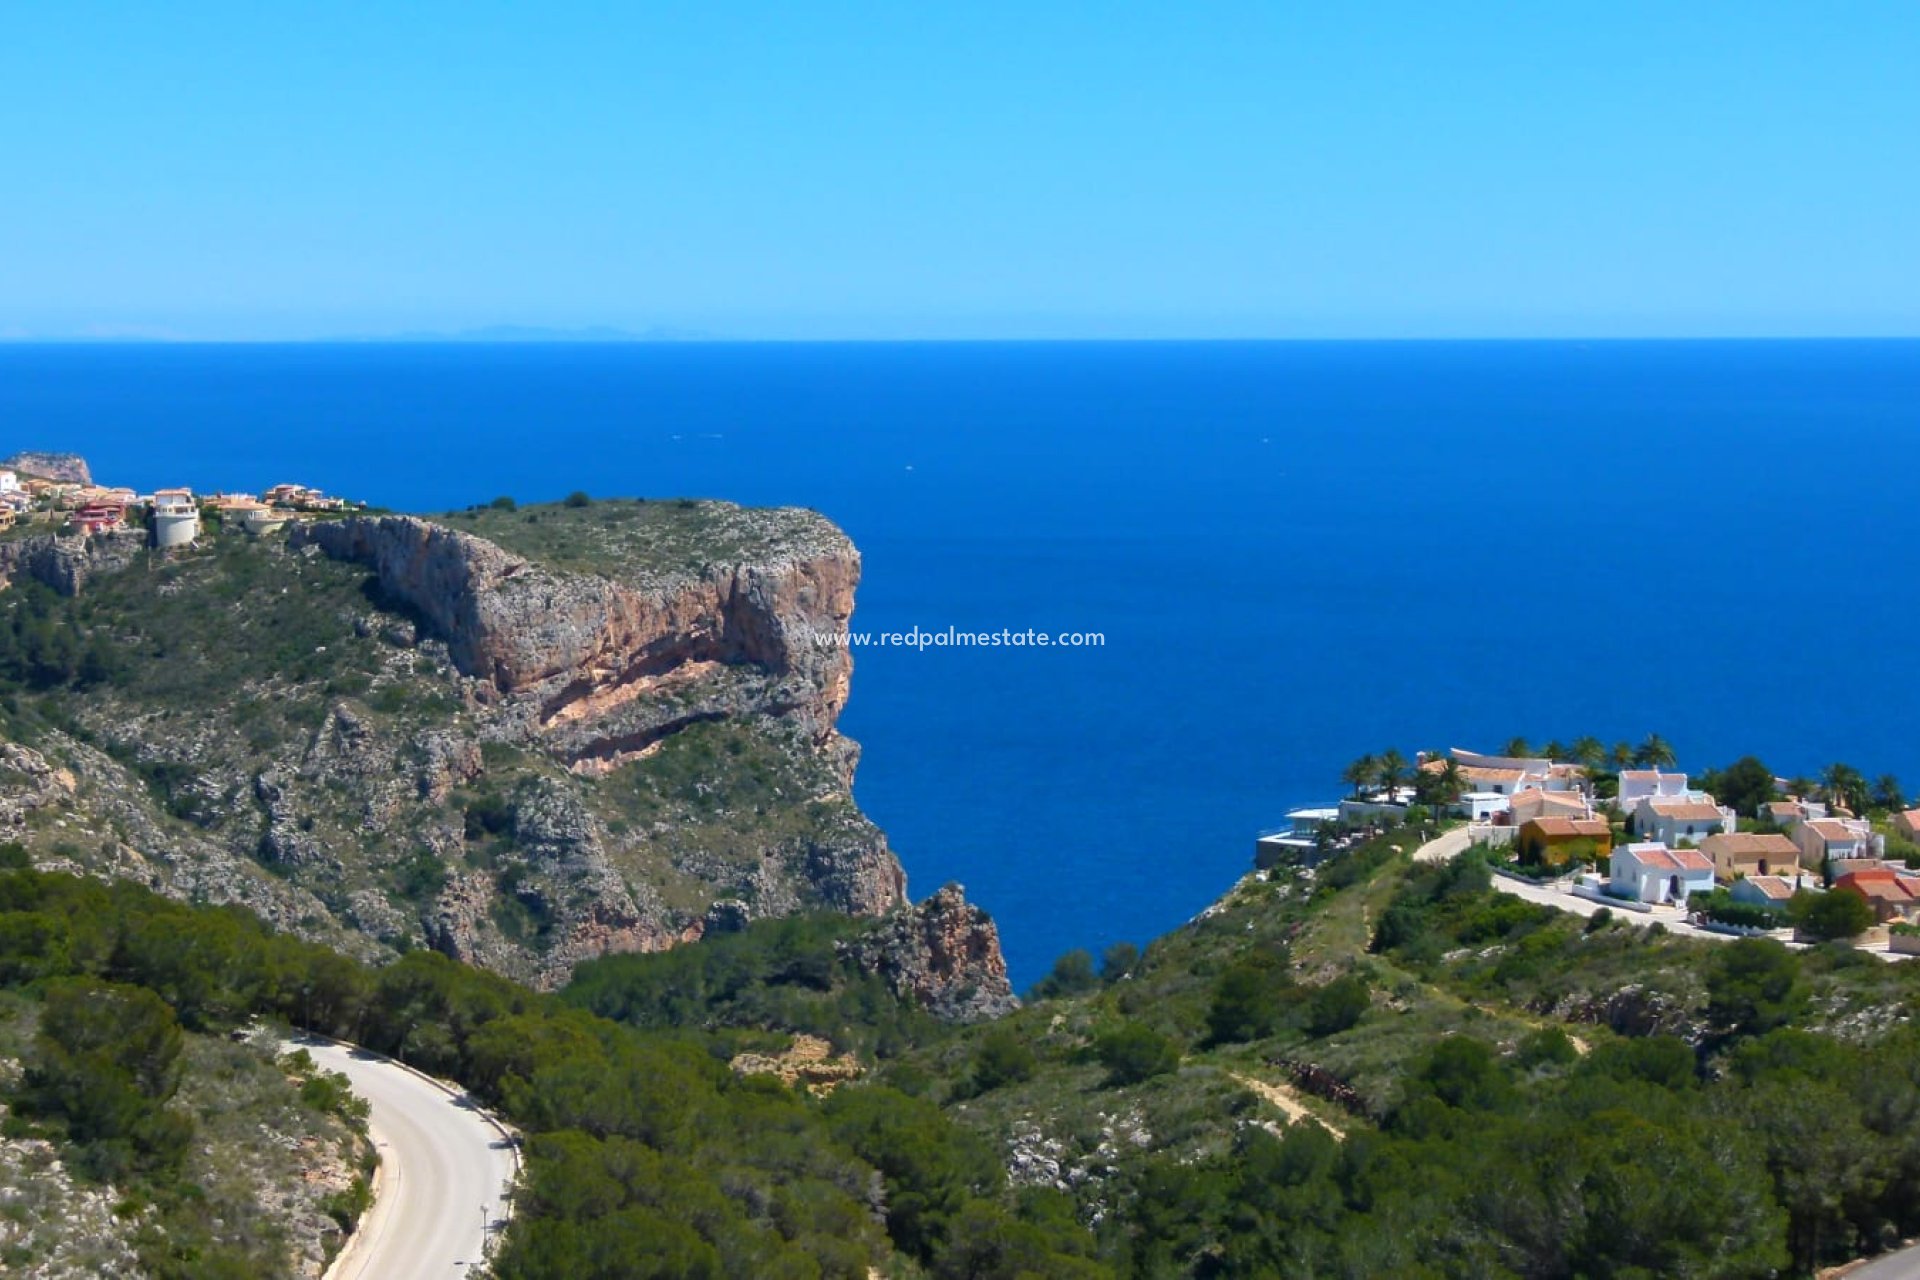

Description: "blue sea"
2 340 1917 987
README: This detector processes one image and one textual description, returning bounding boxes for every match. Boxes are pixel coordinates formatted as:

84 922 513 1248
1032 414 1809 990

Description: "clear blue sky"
5 3 1917 339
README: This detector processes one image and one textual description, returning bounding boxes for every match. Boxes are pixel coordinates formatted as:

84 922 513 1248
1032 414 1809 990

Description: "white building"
1617 769 1708 809
1453 791 1513 821
1729 875 1799 911
0 471 19 496
1609 842 1715 905
1633 796 1735 847
151 488 200 549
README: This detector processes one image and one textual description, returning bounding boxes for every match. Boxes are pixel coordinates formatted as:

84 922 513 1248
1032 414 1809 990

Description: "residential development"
1266 740 1919 956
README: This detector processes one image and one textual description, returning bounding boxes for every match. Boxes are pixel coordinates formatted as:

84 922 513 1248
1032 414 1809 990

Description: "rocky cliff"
0 529 145 596
290 511 858 771
0 497 1008 1012
2 452 92 485
847 883 1018 1022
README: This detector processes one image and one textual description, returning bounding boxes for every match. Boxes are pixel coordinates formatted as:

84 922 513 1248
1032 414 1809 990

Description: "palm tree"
1822 763 1868 814
1502 737 1532 759
1342 754 1377 799
1570 736 1604 770
1437 757 1466 805
1376 748 1409 801
1632 733 1676 769
1785 776 1817 802
1609 741 1635 770
1542 740 1569 763
1872 775 1906 813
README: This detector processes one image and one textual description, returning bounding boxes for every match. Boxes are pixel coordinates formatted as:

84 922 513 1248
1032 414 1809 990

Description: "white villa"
1617 769 1710 808
1610 842 1715 905
1633 795 1736 847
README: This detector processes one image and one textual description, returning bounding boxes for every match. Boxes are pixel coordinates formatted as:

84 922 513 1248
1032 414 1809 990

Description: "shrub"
1029 949 1100 1000
1303 973 1370 1038
1094 1022 1181 1086
1791 889 1875 941
490 495 518 512
971 1027 1037 1092
564 491 594 508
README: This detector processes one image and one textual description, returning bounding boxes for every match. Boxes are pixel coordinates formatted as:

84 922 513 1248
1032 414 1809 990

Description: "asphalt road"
1849 1242 1920 1279
291 1035 518 1280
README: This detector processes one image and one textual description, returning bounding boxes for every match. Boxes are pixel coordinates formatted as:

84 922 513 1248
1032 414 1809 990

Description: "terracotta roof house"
1516 816 1613 868
68 502 124 535
1459 765 1529 794
1697 832 1800 884
1833 869 1920 924
1609 842 1715 905
1510 788 1592 825
1894 810 1920 843
1633 796 1736 847
1730 875 1799 910
1793 818 1877 870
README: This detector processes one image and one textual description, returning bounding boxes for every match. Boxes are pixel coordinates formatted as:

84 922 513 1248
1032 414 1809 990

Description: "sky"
3 3 1917 340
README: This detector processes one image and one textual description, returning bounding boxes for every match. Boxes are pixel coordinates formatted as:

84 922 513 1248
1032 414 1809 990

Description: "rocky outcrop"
292 513 858 767
0 496 1007 1010
0 530 145 596
3 452 91 485
847 884 1018 1022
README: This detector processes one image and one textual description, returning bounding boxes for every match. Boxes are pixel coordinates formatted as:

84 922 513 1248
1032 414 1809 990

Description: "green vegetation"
1791 887 1877 941
0 866 1102 1278
563 912 943 1058
451 496 845 586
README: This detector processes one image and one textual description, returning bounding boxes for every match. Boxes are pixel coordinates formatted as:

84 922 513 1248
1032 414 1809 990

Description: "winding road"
290 1035 519 1280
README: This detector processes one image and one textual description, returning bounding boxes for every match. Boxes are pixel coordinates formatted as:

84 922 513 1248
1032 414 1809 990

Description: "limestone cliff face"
292 515 857 770
0 530 145 596
2 452 92 485
0 498 1007 1016
278 508 935 989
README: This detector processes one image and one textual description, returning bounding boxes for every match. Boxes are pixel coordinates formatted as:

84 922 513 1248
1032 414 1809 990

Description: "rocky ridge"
0 496 1009 1015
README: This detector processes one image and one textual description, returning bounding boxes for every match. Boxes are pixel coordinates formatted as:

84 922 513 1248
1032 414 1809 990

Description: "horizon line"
6 333 1920 347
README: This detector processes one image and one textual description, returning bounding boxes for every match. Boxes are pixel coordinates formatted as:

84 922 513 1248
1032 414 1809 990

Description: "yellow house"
1516 817 1613 869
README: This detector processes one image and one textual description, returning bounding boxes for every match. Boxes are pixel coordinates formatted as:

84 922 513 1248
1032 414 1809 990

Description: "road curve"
1844 1241 1920 1279
290 1035 519 1280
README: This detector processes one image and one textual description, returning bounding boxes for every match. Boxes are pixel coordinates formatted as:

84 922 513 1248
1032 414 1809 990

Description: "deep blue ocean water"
1 340 1916 986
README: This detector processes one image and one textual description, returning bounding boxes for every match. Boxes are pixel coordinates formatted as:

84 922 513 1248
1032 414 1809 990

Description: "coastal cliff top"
437 496 852 585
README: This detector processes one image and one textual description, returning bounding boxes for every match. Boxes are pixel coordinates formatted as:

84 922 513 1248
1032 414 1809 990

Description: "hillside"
0 497 1007 1007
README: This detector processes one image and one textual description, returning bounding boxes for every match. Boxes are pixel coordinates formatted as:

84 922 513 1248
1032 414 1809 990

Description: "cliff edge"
0 496 1006 1013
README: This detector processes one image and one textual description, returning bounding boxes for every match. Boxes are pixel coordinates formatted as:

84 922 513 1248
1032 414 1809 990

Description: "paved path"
1412 826 1473 863
291 1035 519 1280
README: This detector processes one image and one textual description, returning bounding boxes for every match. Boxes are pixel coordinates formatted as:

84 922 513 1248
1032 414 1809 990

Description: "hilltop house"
1730 875 1799 912
1609 842 1715 905
68 501 124 534
1618 769 1706 809
1447 749 1585 792
1894 809 1920 843
1697 832 1800 884
1633 796 1736 847
1510 788 1592 825
1516 816 1612 868
1763 799 1828 828
1793 818 1878 869
1833 868 1920 925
